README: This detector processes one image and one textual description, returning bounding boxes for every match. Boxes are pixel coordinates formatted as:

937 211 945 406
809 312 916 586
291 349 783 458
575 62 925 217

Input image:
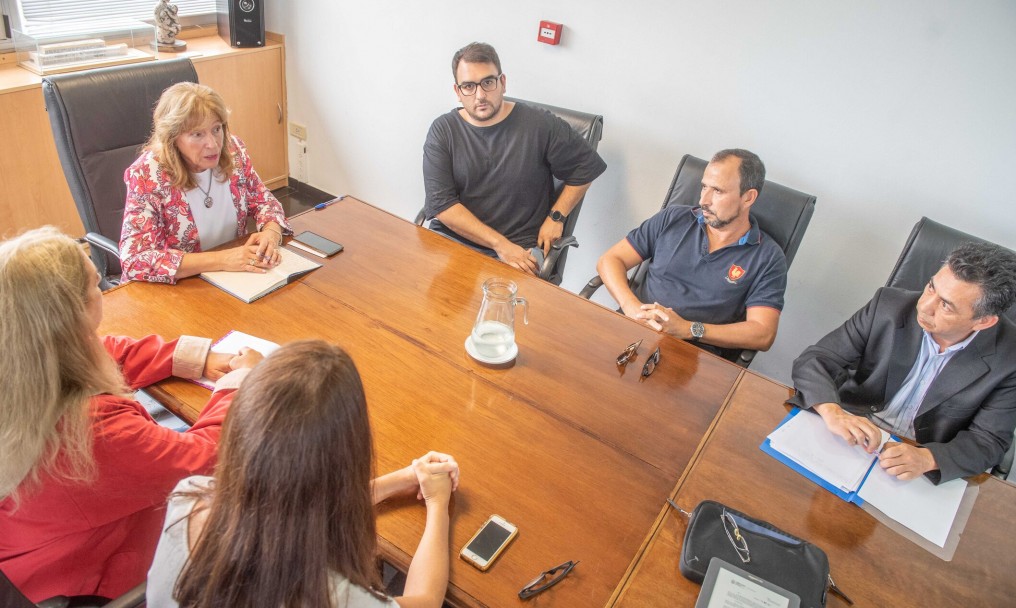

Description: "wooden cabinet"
0 36 288 238
195 44 288 190
0 86 83 236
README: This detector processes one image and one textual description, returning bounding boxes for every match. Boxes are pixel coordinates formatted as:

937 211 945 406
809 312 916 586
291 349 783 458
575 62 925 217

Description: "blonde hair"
0 227 126 505
146 82 235 191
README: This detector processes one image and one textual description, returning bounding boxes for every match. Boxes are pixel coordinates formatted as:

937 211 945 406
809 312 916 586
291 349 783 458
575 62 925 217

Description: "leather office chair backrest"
0 569 36 608
0 567 145 608
886 217 1016 323
42 59 199 288
504 97 604 285
661 154 816 268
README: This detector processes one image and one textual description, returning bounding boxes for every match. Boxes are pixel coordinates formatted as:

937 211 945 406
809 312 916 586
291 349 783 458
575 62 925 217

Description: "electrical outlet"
288 122 308 140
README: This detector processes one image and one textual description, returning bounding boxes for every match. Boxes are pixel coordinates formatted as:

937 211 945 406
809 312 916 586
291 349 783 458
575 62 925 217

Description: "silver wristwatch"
690 321 705 341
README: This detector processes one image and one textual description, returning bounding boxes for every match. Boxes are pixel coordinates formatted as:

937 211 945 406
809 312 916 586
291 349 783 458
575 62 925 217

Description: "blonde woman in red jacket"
0 227 263 602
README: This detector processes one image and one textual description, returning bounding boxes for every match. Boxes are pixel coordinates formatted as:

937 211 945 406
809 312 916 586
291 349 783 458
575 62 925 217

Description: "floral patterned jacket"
119 135 290 284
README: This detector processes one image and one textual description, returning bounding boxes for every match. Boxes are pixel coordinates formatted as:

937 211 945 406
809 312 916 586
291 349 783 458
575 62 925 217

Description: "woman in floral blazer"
120 82 290 284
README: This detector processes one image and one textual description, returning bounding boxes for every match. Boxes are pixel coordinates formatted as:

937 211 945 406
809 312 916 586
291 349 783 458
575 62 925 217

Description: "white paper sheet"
857 465 967 547
768 411 888 492
194 331 280 389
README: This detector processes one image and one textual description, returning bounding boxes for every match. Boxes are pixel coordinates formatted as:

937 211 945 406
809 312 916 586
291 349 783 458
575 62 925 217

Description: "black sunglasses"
641 347 661 378
518 560 579 600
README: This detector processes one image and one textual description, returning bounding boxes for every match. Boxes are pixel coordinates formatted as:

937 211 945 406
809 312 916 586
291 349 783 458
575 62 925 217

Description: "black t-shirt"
422 102 607 250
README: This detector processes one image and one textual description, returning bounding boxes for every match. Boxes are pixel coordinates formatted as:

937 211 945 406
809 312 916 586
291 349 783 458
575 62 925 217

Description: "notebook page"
768 411 888 492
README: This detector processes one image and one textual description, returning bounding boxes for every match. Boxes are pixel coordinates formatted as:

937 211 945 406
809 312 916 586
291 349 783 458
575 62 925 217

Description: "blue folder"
759 408 899 506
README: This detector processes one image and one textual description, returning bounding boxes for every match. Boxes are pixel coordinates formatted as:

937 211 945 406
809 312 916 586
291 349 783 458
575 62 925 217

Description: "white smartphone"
459 514 518 571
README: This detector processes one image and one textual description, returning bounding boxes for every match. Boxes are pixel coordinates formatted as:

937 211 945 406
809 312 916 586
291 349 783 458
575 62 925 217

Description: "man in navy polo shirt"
596 149 787 361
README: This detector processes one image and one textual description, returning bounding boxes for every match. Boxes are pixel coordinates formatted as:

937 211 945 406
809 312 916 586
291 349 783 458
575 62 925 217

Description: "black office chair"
42 59 199 290
580 154 817 368
415 96 604 285
0 568 145 608
885 216 1016 478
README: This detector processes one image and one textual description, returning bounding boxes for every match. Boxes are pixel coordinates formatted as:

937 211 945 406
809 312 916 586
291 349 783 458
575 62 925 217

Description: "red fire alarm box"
538 21 562 45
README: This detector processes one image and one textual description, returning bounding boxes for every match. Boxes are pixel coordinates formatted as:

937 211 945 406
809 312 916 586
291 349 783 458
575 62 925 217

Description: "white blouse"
184 169 237 251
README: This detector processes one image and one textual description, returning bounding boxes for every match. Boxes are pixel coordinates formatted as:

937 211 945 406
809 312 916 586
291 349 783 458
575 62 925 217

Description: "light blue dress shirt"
872 329 979 439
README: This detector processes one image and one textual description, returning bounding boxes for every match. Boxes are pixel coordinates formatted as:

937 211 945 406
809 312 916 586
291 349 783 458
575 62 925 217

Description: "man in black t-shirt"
422 42 606 274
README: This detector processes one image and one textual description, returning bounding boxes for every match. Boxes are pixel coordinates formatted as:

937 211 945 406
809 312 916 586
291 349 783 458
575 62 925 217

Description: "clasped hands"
202 346 266 381
626 301 689 338
221 227 284 274
815 403 937 480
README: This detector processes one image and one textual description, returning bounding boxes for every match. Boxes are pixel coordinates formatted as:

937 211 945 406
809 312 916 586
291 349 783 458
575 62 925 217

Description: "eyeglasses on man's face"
457 74 501 96
518 560 579 600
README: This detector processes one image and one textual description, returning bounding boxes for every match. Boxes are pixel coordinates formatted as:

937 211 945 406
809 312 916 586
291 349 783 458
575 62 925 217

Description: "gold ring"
249 258 258 265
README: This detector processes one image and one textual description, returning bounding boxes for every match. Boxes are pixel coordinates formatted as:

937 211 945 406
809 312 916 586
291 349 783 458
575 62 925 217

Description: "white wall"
265 1 1016 384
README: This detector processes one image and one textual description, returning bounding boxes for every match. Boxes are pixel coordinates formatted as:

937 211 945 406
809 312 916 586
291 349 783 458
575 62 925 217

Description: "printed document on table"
767 409 889 492
857 465 967 547
194 331 280 389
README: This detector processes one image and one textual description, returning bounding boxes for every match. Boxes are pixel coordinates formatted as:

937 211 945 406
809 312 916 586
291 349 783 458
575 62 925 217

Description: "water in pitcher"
470 320 515 358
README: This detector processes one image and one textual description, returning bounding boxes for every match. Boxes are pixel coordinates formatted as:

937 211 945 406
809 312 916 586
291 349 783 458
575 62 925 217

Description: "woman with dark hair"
0 227 262 601
147 340 459 608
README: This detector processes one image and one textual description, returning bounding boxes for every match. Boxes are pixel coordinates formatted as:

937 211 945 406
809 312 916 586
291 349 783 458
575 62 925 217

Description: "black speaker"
216 0 265 48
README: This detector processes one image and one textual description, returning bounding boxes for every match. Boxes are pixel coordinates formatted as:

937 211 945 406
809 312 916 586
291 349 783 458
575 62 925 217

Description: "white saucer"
465 336 518 364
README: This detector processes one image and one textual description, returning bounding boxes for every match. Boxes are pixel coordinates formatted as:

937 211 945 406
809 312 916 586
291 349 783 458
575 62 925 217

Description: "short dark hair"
712 149 765 196
945 242 1016 318
452 42 501 80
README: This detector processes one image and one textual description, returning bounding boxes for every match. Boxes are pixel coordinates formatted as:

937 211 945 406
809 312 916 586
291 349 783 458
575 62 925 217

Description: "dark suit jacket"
790 287 1016 483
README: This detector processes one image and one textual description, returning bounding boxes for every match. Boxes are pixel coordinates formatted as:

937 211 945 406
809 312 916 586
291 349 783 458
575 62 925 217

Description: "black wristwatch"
690 321 705 341
549 210 567 223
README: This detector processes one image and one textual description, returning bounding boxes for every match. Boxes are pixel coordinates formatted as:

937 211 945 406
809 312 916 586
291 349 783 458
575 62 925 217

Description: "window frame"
0 0 217 51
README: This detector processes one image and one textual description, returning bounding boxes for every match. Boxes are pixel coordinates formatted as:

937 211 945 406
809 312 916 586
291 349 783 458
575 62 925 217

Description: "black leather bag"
679 500 830 607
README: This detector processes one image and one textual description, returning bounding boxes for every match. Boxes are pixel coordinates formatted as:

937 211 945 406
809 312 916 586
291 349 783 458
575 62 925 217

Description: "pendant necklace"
195 170 214 208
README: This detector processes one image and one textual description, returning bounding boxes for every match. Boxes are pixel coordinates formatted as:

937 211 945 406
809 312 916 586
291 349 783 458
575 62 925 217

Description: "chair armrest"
83 232 120 259
736 349 756 368
102 581 147 608
80 233 122 291
539 235 578 281
578 275 604 299
414 208 426 226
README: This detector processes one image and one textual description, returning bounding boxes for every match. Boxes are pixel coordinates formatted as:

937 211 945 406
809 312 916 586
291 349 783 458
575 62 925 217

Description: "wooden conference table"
98 197 1016 606
98 197 744 607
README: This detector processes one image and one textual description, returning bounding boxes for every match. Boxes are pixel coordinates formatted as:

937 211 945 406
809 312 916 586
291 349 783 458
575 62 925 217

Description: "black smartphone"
289 231 343 258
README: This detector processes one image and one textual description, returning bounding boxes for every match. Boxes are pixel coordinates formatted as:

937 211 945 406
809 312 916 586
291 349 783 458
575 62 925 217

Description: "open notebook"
200 248 321 303
761 408 967 548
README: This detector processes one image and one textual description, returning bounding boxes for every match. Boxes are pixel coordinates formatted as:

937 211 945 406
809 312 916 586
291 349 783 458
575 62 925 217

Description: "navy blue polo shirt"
625 206 787 327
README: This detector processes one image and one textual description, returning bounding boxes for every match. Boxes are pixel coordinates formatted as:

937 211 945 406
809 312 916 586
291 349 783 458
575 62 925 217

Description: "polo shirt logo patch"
726 264 746 284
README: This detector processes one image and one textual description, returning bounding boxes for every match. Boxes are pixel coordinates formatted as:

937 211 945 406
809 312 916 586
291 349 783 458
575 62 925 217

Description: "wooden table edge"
605 369 748 607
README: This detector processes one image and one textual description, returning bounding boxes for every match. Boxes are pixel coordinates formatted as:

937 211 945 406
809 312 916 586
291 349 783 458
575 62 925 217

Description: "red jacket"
0 335 234 602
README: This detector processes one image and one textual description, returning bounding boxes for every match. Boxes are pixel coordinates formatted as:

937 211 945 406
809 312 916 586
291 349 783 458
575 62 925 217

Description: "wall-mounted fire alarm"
538 21 562 45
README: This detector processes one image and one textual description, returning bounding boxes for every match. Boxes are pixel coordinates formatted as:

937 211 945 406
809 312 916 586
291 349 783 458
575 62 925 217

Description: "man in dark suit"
791 242 1016 484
